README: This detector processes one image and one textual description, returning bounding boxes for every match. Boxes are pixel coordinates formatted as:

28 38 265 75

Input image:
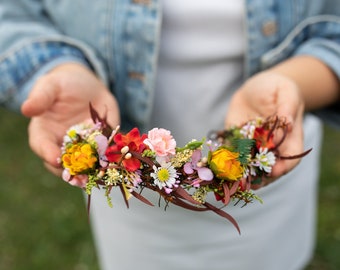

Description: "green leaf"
251 177 262 185
232 138 254 165
177 139 204 152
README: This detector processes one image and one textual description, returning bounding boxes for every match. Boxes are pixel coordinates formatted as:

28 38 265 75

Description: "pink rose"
144 128 176 157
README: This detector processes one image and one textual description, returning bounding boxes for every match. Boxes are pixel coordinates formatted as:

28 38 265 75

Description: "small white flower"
106 168 121 186
243 166 257 178
253 148 276 173
240 121 256 139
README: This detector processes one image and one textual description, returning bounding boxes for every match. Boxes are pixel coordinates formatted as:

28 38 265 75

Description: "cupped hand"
21 63 120 176
225 71 305 187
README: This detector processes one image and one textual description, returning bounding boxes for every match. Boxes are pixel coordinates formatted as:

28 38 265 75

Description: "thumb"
21 78 57 117
276 85 304 131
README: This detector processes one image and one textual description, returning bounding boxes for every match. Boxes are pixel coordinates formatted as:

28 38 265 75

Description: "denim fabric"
0 0 339 129
0 42 89 109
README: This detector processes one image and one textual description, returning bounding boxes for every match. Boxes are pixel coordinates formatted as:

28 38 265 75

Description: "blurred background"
0 107 339 270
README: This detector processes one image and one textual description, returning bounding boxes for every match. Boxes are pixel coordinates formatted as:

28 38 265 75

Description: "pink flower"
184 150 213 187
95 134 109 167
62 168 88 188
144 128 176 157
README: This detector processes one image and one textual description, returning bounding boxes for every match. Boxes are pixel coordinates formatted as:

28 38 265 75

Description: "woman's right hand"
21 63 120 176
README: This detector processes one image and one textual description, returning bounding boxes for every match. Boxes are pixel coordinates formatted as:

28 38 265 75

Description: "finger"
277 83 305 124
27 119 62 168
251 176 277 190
92 94 121 128
270 157 301 179
44 162 63 177
105 99 120 128
271 126 304 178
224 93 252 128
21 77 58 117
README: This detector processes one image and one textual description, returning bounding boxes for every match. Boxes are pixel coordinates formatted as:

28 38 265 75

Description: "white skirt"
89 114 322 270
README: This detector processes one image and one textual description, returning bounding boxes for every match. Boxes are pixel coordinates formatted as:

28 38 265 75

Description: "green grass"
306 124 340 270
0 108 99 270
0 108 339 270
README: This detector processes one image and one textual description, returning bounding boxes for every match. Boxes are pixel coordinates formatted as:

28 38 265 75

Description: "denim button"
128 71 145 81
132 0 151 5
262 21 277 36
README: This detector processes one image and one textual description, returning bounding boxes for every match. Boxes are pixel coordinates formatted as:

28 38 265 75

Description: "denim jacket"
0 0 339 131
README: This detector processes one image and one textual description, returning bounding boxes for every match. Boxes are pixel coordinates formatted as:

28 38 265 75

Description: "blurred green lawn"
0 108 339 270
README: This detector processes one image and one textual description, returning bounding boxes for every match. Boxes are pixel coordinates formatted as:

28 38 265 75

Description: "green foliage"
142 149 156 158
177 139 204 151
232 189 263 206
104 186 113 208
232 138 255 165
86 174 99 195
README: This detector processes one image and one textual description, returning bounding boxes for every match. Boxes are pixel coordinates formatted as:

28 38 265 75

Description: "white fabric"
148 0 245 145
90 2 322 269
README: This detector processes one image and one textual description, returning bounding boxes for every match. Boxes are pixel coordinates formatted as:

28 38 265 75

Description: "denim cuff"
295 39 340 128
0 41 91 110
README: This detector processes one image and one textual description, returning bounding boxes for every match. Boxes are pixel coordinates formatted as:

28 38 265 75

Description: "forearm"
269 55 340 111
0 1 109 111
0 42 92 111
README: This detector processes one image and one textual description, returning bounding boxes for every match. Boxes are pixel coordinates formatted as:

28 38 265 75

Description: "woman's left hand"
225 71 305 187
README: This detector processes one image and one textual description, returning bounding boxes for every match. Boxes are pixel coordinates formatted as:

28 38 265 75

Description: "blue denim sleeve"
295 39 340 128
260 15 340 128
13 56 91 112
0 41 96 111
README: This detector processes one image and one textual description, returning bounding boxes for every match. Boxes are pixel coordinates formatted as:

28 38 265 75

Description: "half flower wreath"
60 105 311 233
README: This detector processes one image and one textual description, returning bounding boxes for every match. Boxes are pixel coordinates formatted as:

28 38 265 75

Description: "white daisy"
253 148 276 173
151 162 178 192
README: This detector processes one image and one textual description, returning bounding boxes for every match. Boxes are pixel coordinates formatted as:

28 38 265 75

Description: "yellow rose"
209 148 243 181
62 143 98 175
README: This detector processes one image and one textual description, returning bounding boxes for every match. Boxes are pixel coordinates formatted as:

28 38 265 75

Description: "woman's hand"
225 71 305 187
21 63 120 176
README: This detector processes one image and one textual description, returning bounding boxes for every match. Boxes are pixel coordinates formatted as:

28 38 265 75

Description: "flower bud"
196 161 203 168
97 170 105 178
121 146 130 154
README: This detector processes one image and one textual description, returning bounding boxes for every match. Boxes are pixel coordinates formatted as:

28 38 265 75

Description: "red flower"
214 192 226 203
253 127 275 149
105 128 147 171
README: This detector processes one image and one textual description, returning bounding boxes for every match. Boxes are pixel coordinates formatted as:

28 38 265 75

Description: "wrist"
49 62 92 74
268 55 339 111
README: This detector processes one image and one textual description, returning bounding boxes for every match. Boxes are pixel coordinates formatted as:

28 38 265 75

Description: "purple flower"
184 150 213 186
95 134 109 167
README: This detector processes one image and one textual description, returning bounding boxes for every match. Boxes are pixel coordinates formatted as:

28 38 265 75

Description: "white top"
148 0 245 145
90 2 322 270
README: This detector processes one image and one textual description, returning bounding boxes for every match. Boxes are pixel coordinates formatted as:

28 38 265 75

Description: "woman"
0 1 339 269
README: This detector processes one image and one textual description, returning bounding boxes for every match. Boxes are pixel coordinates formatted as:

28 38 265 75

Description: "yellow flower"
62 143 98 175
209 148 243 181
67 129 77 139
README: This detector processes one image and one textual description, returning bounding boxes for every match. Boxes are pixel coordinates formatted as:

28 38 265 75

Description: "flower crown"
60 105 310 233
